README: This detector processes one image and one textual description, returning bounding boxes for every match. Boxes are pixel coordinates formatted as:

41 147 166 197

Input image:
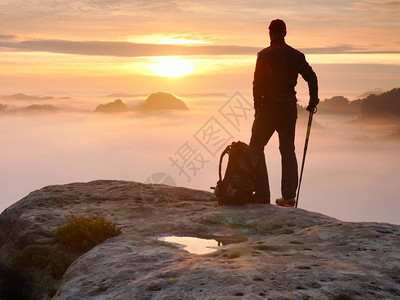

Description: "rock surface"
1 180 400 299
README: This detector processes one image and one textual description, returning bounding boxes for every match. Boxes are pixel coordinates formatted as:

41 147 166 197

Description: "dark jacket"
253 38 318 109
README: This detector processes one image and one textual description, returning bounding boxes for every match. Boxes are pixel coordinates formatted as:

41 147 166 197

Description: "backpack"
211 141 258 205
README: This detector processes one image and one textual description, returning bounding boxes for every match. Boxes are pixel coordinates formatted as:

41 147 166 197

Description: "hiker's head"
269 19 286 40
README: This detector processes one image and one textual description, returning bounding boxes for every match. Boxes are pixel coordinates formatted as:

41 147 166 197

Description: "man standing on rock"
250 19 319 207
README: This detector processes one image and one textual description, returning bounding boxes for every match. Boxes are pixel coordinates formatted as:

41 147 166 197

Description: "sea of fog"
1 93 399 225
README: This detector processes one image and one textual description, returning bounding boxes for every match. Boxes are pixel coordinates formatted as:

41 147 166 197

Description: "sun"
150 57 193 77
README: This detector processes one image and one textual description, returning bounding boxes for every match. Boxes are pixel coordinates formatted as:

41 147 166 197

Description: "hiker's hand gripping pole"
295 107 317 208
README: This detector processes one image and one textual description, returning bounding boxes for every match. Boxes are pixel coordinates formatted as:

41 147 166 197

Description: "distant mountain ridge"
317 96 363 115
136 92 189 111
356 88 384 99
0 103 60 113
1 93 71 101
95 99 128 113
318 87 400 120
360 88 400 120
96 92 189 113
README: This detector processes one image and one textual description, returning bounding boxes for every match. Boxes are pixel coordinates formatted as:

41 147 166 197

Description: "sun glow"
150 57 194 77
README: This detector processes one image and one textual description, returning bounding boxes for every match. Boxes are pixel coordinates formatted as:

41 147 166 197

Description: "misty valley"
0 89 399 224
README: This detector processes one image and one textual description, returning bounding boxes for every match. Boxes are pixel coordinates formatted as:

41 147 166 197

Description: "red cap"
268 19 286 32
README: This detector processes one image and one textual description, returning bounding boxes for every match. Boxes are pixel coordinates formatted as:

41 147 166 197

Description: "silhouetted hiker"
249 19 319 207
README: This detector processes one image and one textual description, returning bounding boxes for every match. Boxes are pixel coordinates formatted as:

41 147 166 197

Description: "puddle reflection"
159 235 247 255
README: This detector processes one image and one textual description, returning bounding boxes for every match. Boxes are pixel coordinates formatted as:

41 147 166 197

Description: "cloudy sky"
0 0 399 98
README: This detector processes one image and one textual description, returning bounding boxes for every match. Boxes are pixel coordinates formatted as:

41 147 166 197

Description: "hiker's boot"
275 197 296 207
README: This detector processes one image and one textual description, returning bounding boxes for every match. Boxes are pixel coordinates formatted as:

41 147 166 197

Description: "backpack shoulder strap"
218 144 232 181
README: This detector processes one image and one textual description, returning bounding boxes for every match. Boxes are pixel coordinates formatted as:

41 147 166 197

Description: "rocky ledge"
0 180 399 299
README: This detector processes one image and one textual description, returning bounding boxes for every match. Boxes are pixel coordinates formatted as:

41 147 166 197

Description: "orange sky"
0 0 399 99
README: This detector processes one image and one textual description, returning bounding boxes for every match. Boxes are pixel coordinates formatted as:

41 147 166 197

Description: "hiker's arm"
299 59 319 111
253 54 267 111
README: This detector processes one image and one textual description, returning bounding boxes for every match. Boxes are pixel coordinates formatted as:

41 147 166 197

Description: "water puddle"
158 235 247 255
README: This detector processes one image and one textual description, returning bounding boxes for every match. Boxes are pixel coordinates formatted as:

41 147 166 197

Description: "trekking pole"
295 108 316 208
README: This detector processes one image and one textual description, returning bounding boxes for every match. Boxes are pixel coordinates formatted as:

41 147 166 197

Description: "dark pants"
249 101 298 201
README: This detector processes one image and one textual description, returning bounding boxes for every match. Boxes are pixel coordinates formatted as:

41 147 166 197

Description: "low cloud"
352 0 400 11
1 38 399 57
302 45 400 54
0 39 259 57
0 34 17 41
